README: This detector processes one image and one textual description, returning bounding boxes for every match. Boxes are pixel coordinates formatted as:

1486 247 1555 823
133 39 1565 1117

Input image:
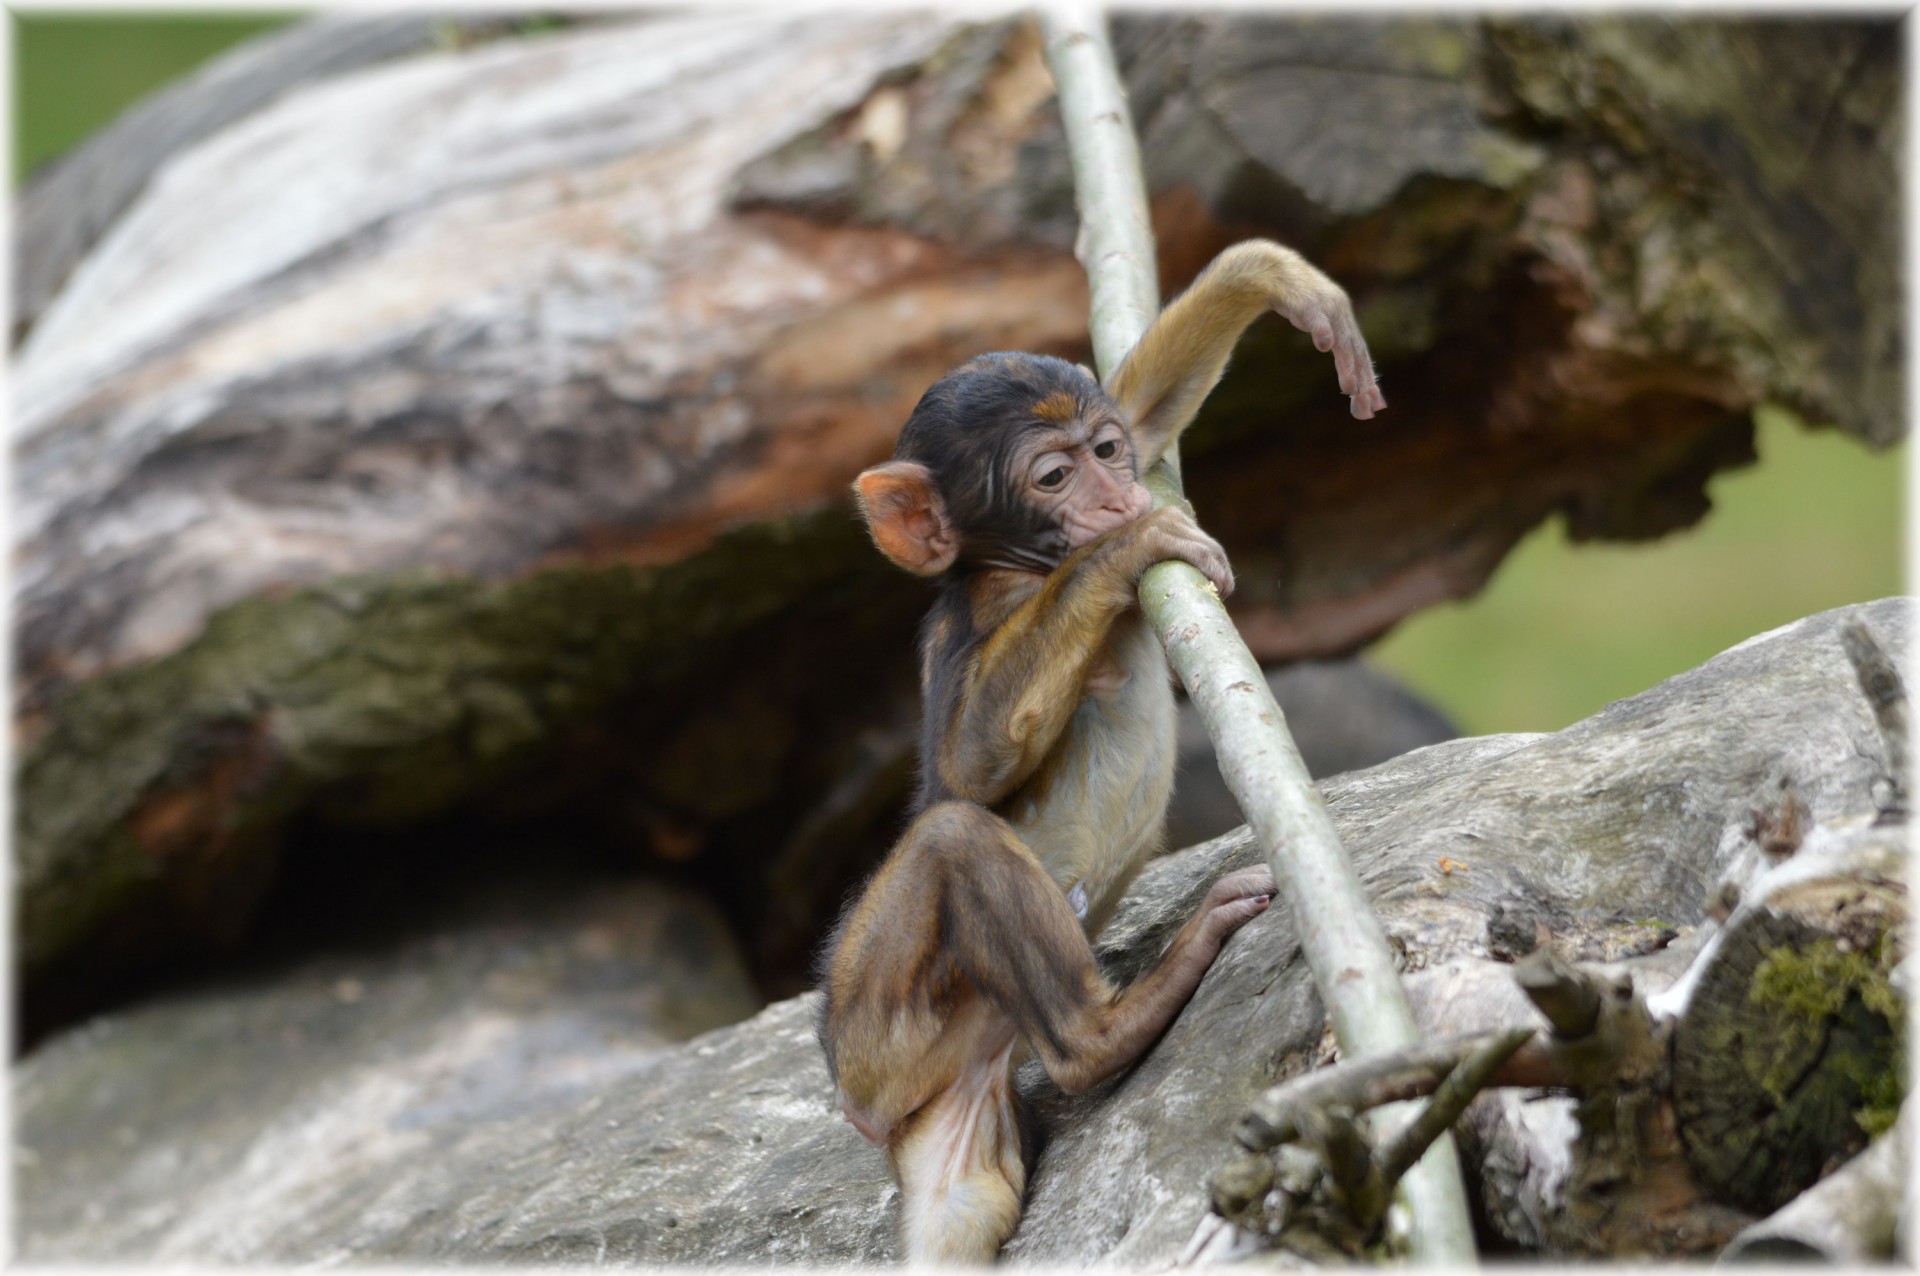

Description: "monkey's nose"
1097 476 1139 513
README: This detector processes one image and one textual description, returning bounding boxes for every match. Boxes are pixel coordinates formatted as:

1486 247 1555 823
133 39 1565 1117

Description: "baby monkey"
819 239 1384 1263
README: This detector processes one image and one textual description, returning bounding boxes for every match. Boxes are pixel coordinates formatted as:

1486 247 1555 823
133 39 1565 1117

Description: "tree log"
1720 1103 1909 1263
14 12 1901 1006
1667 822 1908 1214
15 599 1908 1263
12 12 548 343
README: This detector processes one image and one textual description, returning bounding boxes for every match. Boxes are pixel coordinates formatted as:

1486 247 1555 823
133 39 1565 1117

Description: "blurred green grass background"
13 11 294 185
1372 407 1904 734
13 13 1908 738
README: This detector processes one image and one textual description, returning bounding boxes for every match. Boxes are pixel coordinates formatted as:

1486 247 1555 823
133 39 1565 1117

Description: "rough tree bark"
13 12 1901 1019
15 599 1907 1263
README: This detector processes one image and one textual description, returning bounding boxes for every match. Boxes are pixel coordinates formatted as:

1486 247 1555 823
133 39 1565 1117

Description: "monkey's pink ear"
854 462 959 576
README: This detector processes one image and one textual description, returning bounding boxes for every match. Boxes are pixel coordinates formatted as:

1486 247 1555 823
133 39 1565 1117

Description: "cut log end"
1671 830 1908 1214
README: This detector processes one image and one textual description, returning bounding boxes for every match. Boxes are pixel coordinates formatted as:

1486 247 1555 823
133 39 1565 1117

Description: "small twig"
1241 1028 1535 1151
1376 1028 1533 1184
1839 621 1908 819
1240 1031 1501 1151
1303 1104 1388 1224
1269 1028 1532 1231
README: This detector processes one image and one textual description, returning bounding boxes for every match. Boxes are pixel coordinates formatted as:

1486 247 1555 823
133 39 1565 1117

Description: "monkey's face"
862 352 1157 577
1011 406 1152 550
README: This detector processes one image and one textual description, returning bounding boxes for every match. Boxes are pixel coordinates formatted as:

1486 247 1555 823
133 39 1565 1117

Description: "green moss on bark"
17 507 879 973
1750 935 1907 1138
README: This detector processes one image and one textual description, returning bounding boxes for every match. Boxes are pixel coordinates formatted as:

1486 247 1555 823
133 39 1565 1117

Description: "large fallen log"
1198 612 1911 1260
14 12 1901 1007
15 599 1907 1262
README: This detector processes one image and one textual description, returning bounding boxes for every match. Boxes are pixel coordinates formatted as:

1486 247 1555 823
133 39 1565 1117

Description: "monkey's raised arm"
1105 239 1384 470
932 507 1230 805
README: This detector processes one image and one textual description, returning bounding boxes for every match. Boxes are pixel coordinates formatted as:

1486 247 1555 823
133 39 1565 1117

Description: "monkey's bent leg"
924 802 1272 1095
825 801 1270 1259
841 802 1269 1098
825 802 1045 1261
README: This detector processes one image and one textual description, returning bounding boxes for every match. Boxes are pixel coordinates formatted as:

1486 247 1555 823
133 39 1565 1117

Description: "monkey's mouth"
1063 489 1153 547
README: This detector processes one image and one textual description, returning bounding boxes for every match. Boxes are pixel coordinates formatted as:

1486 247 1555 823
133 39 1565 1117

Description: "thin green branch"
1034 8 1157 378
1039 3 1476 1263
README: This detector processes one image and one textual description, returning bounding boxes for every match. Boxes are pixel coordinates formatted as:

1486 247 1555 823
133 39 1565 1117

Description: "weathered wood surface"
12 11 547 343
16 600 1907 1263
1669 823 1907 1213
1198 604 1909 1260
14 12 1901 997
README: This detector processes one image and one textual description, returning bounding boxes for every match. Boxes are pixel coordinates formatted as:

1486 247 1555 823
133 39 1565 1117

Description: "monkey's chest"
1008 617 1176 920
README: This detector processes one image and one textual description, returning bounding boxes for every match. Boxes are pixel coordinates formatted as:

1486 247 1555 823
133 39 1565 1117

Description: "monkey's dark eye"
1038 467 1067 489
1093 440 1120 460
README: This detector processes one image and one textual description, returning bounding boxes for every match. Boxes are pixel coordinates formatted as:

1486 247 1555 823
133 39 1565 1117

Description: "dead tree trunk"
15 599 1909 1264
13 12 1901 1021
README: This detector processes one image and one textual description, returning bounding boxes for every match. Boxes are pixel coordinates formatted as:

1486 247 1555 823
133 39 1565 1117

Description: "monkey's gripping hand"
936 506 1231 806
1120 505 1234 599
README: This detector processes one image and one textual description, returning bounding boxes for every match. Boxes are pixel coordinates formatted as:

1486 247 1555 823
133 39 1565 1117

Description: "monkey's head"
854 353 1152 577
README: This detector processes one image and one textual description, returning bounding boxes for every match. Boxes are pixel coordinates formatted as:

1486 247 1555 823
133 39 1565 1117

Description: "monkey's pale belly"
1008 617 1176 927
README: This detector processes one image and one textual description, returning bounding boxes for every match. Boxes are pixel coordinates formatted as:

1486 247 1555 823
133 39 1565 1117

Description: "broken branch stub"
1838 620 1909 819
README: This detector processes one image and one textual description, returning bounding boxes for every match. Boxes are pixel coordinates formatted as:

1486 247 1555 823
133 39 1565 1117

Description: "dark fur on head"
896 353 1118 574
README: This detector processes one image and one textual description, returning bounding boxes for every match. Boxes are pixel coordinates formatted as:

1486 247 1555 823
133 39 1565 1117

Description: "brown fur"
821 239 1377 1263
1108 238 1385 459
1030 389 1082 422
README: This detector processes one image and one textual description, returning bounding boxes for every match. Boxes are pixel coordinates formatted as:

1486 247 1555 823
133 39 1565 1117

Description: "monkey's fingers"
1189 544 1235 600
1194 865 1277 943
1174 553 1234 600
1148 509 1236 599
1351 383 1387 420
1328 319 1385 421
1202 891 1272 945
1287 306 1338 353
1203 865 1278 910
1292 305 1385 421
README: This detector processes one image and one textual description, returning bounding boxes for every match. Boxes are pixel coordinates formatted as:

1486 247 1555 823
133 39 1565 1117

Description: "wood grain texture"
14 13 1902 1000
16 599 1907 1265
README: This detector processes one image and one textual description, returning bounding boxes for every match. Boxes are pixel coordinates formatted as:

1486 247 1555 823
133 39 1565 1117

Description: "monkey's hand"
1275 291 1386 422
1122 506 1235 599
